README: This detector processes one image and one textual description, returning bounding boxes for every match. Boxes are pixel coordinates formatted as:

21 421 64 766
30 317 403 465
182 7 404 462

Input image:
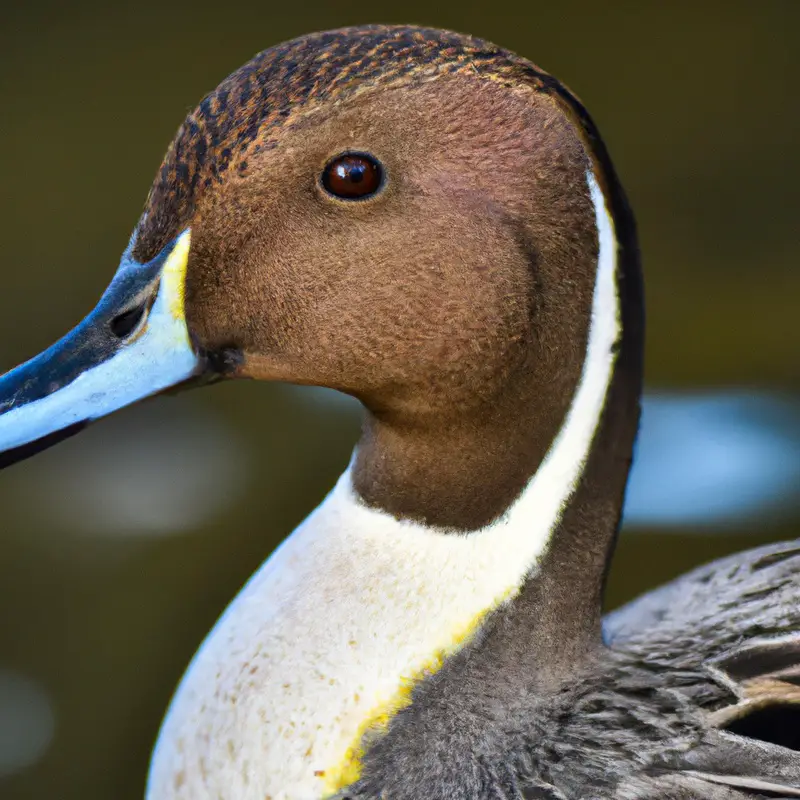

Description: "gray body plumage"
340 541 800 799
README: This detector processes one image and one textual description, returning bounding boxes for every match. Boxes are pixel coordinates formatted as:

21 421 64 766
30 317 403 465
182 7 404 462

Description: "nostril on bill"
109 302 147 339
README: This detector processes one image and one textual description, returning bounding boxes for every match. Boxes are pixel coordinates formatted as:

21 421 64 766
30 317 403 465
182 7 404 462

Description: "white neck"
146 171 619 800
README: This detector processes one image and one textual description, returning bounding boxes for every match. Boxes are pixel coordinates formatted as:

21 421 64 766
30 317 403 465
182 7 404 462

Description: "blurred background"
0 1 798 797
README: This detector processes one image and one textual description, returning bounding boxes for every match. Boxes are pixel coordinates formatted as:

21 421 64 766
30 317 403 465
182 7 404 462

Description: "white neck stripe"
478 169 620 537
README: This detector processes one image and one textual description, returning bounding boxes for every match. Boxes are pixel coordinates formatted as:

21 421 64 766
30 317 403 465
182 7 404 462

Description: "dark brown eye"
321 152 384 200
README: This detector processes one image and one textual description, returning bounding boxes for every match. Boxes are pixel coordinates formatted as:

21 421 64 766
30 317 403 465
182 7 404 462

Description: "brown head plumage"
126 25 640 530
133 25 560 262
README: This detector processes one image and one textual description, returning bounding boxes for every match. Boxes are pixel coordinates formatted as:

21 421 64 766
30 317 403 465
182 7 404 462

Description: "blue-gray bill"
0 231 201 469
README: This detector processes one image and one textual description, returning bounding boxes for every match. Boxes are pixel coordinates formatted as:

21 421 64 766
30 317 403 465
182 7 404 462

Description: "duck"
1 23 799 800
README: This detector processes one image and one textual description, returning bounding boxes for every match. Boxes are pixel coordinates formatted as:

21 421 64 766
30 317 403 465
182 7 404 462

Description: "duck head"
0 25 642 532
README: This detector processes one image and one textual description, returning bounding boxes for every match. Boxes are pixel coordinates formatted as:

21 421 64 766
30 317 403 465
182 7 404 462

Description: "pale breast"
145 474 542 799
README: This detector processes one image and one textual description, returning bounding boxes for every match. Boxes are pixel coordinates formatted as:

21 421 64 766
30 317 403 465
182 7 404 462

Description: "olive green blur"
1 2 798 798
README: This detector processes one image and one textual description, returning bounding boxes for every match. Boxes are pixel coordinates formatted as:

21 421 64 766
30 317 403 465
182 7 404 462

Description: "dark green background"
1 2 798 798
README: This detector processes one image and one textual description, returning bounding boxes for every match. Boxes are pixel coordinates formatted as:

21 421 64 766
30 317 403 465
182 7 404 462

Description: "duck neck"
353 395 573 531
351 166 643 658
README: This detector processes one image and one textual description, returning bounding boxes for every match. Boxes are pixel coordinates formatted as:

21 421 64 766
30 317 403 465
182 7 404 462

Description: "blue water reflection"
624 391 800 528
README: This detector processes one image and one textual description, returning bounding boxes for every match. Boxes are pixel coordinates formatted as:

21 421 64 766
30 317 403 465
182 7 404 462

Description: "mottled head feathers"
132 25 564 262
